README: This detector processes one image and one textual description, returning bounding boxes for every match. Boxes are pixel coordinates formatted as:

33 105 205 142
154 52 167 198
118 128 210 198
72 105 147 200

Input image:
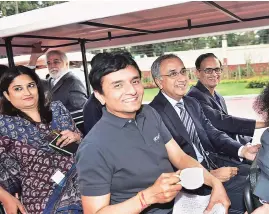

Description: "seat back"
70 109 85 135
244 157 262 213
244 177 255 213
0 204 5 214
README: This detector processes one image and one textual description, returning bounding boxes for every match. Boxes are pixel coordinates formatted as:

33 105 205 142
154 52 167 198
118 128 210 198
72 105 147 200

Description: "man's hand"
29 41 49 66
210 167 238 182
143 171 182 205
240 144 261 161
1 191 26 214
204 181 231 214
255 121 267 129
248 204 269 214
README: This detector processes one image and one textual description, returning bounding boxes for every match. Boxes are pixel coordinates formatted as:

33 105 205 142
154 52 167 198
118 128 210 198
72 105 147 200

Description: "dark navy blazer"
187 81 255 145
149 91 242 161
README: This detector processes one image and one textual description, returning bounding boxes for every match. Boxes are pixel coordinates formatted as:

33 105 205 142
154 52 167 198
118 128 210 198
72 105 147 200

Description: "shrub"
246 77 269 88
142 77 152 84
220 79 248 84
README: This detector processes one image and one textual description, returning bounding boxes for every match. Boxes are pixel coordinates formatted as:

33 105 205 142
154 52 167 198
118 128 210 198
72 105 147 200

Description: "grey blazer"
49 72 88 112
254 128 269 202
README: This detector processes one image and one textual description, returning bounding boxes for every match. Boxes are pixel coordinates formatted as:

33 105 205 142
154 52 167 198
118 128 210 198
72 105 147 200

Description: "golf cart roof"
1 1 269 55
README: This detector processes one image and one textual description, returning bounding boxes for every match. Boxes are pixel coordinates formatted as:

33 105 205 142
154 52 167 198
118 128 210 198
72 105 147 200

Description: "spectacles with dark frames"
199 67 223 74
160 68 188 79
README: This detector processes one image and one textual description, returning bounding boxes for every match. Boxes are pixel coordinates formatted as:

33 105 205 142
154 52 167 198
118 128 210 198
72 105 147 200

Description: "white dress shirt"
162 92 204 163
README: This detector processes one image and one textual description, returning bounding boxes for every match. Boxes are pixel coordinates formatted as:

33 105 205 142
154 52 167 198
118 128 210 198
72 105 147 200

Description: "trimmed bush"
220 79 248 84
218 77 269 88
246 77 269 88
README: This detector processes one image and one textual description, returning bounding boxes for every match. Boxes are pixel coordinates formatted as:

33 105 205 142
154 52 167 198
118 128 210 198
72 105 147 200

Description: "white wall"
135 44 269 70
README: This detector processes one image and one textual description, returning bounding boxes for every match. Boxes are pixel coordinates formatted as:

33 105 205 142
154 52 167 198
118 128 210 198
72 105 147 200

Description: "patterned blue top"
0 101 82 214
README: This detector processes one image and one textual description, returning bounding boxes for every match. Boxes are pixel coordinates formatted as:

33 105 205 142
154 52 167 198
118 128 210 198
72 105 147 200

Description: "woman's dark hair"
0 64 9 79
195 53 222 69
89 51 141 94
0 64 8 71
0 65 52 123
254 83 269 125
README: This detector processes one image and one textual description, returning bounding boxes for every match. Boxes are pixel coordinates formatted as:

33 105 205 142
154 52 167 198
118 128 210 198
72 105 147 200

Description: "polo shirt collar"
102 107 145 128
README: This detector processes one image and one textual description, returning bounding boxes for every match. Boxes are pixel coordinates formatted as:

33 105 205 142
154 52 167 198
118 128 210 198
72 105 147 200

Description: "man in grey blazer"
46 50 88 112
253 129 269 204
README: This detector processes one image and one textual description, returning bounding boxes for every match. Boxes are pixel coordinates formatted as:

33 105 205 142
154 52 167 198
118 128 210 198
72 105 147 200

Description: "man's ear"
195 69 200 79
3 91 10 101
94 91 105 105
155 78 163 90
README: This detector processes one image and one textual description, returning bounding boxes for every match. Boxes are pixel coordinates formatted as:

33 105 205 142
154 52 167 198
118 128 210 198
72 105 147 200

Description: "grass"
215 82 262 96
143 82 263 102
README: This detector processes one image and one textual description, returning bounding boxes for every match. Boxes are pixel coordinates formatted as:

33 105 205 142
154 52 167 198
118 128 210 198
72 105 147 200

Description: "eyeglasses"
199 67 223 74
161 68 188 79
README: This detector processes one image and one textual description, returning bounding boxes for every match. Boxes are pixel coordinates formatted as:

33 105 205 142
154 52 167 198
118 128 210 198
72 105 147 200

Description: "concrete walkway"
223 94 259 99
224 95 265 144
144 94 266 143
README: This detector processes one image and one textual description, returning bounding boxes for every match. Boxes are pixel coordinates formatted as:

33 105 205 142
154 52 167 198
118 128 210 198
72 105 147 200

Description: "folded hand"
210 167 238 182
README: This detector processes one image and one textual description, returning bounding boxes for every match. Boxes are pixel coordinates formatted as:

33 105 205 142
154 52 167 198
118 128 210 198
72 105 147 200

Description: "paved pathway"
224 95 266 144
144 94 266 143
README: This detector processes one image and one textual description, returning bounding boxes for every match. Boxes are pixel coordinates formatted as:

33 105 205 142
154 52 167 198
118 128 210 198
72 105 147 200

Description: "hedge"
246 77 269 88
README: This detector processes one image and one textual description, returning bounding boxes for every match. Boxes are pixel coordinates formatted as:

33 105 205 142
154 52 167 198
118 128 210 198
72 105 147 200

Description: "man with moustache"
75 52 230 214
187 53 266 145
46 50 87 112
149 54 261 213
28 43 87 112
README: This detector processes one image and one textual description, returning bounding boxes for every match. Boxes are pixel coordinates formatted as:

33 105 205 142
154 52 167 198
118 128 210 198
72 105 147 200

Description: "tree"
237 31 257 46
227 33 240 47
256 29 269 44
207 36 222 48
0 1 64 17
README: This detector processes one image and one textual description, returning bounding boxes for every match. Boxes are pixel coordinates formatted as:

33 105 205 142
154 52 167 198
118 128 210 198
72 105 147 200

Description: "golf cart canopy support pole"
5 37 15 68
79 39 91 96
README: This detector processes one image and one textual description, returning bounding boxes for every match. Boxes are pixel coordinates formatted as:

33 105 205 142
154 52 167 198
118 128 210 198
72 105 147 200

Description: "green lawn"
215 83 262 96
143 83 263 102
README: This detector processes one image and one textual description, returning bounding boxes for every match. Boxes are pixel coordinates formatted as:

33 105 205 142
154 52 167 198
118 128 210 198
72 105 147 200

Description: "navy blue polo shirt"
76 105 174 213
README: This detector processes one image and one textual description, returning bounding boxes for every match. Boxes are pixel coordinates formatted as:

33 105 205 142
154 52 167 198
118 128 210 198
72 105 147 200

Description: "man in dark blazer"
83 93 103 134
149 54 261 213
187 53 266 145
28 44 88 112
46 50 88 112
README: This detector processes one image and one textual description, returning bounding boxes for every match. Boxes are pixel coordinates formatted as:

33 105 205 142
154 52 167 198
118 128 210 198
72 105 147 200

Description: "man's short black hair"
195 53 222 69
89 51 141 94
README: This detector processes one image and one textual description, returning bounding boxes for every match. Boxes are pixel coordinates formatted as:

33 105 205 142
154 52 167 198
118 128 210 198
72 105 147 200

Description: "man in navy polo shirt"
76 52 230 214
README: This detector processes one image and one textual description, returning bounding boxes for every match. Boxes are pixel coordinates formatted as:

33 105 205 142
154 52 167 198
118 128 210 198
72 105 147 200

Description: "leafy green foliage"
246 77 269 88
0 1 64 17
